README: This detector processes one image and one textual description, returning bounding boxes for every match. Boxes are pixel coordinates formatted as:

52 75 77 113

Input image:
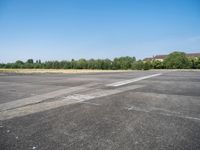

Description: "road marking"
126 105 200 121
0 83 98 112
125 91 200 122
132 92 200 105
79 101 101 106
0 85 144 120
159 112 200 121
107 73 162 87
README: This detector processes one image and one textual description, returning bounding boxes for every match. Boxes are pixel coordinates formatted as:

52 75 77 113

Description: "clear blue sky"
0 0 200 62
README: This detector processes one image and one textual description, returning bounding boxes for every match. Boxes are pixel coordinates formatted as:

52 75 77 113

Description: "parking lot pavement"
0 71 200 150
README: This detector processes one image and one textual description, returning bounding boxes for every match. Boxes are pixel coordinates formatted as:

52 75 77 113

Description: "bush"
143 61 151 70
163 51 190 69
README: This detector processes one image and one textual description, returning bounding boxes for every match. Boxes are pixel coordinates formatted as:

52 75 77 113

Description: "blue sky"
0 0 200 62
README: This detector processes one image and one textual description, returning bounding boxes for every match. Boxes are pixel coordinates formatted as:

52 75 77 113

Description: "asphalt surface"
0 70 200 150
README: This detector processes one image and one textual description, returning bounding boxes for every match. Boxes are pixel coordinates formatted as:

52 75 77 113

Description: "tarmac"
0 70 200 150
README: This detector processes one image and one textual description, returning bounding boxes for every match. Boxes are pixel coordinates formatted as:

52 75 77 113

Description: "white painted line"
0 85 144 120
0 83 98 112
126 105 200 121
79 102 101 106
159 112 200 121
107 73 162 87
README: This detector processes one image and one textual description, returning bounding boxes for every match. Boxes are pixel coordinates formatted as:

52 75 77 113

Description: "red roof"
153 55 167 59
143 52 200 61
186 53 200 57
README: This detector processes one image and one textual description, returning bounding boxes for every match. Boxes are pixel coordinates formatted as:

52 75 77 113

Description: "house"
186 53 200 59
152 55 167 62
143 54 167 62
143 52 200 62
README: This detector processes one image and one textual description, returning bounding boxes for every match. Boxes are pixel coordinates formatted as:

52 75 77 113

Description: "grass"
0 68 133 74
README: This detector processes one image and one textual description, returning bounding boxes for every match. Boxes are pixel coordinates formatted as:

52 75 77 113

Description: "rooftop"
143 52 200 61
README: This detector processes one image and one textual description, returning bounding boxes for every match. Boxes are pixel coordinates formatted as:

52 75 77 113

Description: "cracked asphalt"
0 70 200 150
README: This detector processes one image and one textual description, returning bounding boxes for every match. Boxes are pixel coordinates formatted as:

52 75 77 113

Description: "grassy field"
0 69 133 74
1 69 199 74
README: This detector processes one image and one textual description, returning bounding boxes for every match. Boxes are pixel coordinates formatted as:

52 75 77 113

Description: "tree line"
0 52 200 70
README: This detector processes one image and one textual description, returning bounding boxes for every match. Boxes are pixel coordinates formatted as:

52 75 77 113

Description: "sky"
0 0 200 62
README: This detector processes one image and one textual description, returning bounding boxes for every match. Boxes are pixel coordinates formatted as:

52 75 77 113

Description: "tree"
0 63 5 68
16 60 24 65
113 56 136 69
152 60 163 69
163 51 189 69
132 60 144 70
14 60 24 68
88 59 96 69
1 54 200 70
77 59 88 69
197 57 200 69
188 57 200 69
102 59 112 69
26 59 34 64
